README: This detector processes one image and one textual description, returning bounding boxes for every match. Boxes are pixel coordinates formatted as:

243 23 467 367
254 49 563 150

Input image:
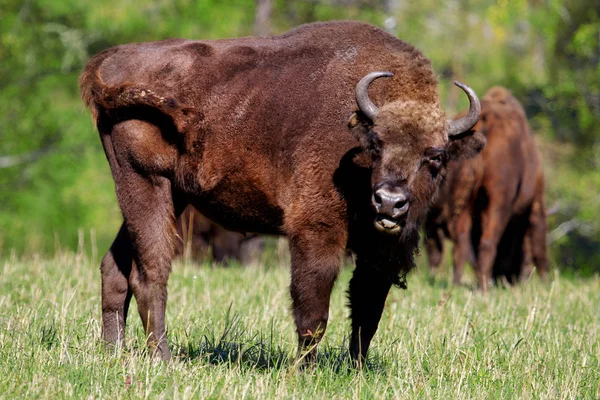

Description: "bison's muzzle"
372 184 410 234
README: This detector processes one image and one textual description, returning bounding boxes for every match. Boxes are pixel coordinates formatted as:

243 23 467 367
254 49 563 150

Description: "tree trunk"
255 0 273 36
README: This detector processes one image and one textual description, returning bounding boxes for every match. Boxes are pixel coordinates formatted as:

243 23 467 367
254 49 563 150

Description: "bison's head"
351 72 485 237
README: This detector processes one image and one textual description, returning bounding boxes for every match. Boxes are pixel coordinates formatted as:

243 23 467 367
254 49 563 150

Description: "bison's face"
352 73 484 238
367 103 448 236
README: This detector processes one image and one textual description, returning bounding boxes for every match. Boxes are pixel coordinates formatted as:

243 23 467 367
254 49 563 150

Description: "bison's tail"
79 51 192 124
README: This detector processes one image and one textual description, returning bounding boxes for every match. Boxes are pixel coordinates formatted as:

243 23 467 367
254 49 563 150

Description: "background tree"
0 0 598 274
255 0 273 36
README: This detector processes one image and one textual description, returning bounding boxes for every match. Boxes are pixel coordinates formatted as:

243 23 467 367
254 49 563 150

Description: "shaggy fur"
80 21 484 363
425 87 549 289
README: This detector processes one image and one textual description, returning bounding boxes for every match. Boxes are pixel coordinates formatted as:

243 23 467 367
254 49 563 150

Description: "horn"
448 81 481 137
356 72 393 121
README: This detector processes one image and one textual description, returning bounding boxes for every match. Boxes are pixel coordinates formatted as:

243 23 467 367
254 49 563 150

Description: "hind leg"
527 196 549 279
108 120 182 359
101 223 133 346
118 173 179 360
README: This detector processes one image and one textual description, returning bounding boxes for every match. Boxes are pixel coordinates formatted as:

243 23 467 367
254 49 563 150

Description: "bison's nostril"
372 192 382 209
394 198 408 213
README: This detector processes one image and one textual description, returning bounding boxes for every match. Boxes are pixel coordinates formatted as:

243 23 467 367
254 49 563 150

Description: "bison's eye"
427 155 442 178
371 142 381 158
368 132 382 159
429 155 442 169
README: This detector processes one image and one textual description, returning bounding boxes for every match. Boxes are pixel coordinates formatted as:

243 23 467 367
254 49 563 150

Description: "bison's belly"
191 175 285 235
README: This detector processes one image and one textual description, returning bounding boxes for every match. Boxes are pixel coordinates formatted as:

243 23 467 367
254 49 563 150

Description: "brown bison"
425 154 483 284
79 21 484 363
176 205 263 265
425 87 549 289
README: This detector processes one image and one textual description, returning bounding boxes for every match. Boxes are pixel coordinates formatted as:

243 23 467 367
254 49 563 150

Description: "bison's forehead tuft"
483 86 513 103
377 100 447 146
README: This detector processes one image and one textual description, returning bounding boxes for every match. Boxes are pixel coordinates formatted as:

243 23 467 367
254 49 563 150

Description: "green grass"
0 251 598 399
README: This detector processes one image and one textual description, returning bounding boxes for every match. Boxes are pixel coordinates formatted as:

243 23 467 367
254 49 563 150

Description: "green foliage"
0 255 598 398
542 0 599 146
0 0 599 271
541 139 600 274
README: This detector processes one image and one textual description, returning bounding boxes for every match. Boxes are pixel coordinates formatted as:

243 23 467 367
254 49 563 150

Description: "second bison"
426 86 549 289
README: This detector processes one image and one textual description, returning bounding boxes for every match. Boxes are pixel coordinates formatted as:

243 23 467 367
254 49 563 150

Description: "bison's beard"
391 218 421 290
399 217 419 244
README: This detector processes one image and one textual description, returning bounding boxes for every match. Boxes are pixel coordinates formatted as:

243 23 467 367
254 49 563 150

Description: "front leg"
424 210 445 276
347 256 399 364
451 207 474 285
288 230 345 364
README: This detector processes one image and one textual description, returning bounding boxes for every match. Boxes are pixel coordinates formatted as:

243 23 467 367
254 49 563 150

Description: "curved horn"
448 81 481 137
356 71 393 121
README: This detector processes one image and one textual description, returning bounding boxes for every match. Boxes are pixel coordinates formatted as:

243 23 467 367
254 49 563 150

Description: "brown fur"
426 87 549 289
425 155 484 284
80 21 483 363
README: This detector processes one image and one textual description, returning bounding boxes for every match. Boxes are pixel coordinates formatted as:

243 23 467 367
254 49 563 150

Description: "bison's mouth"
374 215 403 235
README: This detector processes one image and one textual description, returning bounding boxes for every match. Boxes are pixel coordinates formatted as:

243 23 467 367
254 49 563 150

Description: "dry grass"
0 251 598 399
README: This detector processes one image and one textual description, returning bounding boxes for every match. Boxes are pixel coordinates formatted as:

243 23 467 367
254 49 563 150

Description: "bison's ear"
446 130 486 161
348 112 374 149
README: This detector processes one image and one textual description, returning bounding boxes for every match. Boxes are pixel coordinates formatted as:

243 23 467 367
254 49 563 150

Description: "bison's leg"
424 210 444 276
519 229 534 281
101 223 133 346
120 176 178 360
476 205 510 292
425 229 444 276
452 209 473 285
425 233 443 275
347 254 398 364
104 118 182 360
210 226 244 265
526 197 549 280
239 236 264 266
288 232 344 364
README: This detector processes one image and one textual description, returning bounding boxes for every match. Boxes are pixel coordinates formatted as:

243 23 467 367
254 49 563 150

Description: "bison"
425 87 549 289
79 21 484 364
425 154 483 284
176 205 263 265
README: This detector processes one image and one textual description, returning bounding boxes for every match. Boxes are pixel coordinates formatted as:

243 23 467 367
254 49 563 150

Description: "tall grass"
0 252 598 399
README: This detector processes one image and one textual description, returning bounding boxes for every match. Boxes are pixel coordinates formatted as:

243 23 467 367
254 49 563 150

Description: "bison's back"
479 87 541 212
83 20 437 127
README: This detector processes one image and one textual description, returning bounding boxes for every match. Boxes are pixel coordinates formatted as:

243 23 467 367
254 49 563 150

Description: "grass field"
0 250 598 399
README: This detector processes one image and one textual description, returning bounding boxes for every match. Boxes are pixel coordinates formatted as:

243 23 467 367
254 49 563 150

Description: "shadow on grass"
174 310 387 373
